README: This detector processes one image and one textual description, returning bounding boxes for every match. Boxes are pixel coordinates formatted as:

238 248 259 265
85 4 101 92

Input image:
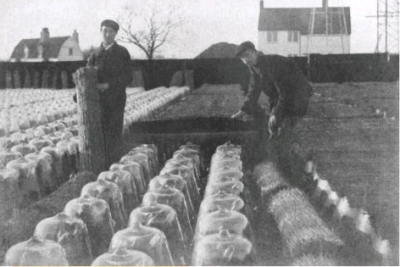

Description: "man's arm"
240 67 264 117
86 51 109 92
261 62 288 136
269 78 286 122
86 51 96 67
108 47 133 88
262 57 291 121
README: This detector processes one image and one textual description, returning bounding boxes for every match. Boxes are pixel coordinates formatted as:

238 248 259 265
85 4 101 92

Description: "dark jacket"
87 42 133 108
240 54 313 122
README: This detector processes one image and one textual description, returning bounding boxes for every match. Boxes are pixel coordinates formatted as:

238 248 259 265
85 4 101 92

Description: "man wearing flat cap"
86 19 133 168
232 41 313 161
232 41 313 136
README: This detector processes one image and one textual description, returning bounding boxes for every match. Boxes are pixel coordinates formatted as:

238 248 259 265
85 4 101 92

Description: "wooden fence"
0 53 398 89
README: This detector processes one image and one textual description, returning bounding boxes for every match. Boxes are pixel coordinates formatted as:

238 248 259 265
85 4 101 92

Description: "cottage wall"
258 31 301 56
258 31 350 56
58 37 83 61
300 35 350 55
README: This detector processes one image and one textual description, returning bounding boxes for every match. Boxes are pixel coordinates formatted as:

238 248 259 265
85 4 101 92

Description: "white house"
258 0 351 57
10 28 83 61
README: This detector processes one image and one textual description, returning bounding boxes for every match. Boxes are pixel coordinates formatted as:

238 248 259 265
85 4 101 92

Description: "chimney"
40 28 50 43
323 0 328 11
72 29 79 43
260 0 264 10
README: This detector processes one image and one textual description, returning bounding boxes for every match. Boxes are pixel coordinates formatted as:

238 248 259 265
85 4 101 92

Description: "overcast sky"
0 0 398 60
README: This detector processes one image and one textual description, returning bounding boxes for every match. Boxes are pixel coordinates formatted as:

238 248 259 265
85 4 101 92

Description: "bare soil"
293 81 399 265
139 82 399 265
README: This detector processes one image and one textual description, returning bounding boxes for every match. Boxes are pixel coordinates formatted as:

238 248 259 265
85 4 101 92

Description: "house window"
69 48 73 56
38 45 43 58
23 45 29 58
288 31 299 42
267 31 278 43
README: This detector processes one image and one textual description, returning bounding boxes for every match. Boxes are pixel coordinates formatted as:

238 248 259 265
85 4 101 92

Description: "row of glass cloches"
192 142 252 265
0 86 190 212
4 141 254 265
0 86 189 137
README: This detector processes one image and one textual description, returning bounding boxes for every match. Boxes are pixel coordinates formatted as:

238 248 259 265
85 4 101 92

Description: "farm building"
10 28 83 62
258 0 351 56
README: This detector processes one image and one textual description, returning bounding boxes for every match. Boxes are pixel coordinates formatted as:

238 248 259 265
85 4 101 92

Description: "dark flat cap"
235 41 256 57
101 19 119 32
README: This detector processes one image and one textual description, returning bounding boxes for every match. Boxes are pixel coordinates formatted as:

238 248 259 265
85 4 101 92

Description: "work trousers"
265 116 299 164
100 95 126 169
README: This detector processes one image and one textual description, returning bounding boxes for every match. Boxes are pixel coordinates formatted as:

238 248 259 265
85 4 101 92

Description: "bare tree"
117 1 186 60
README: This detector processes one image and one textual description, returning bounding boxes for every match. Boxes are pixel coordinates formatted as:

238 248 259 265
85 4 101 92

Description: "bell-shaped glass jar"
64 195 114 257
4 236 69 266
199 191 244 218
192 228 252 266
196 208 248 237
142 185 194 239
109 221 174 266
34 212 93 265
91 246 154 266
129 199 187 265
81 179 127 230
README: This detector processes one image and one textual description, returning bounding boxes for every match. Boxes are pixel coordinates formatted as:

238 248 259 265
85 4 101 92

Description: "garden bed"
1 81 398 265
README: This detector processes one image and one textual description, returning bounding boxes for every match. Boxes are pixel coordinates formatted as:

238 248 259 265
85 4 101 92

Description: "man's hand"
268 114 278 138
231 110 253 121
231 110 245 119
97 83 109 92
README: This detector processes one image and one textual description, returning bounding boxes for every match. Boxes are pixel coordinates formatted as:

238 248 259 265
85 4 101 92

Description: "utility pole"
367 0 399 54
325 0 329 34
377 0 380 52
386 0 388 53
325 0 329 52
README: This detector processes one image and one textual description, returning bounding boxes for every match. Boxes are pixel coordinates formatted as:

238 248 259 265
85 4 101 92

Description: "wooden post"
52 69 58 89
185 70 194 90
307 55 312 82
41 69 49 88
133 71 145 88
33 71 40 88
24 68 32 88
6 70 12 88
73 67 106 175
61 71 68 89
13 69 21 89
182 60 187 86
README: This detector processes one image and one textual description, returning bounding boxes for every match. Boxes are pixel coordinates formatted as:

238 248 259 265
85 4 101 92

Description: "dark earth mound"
196 42 238 58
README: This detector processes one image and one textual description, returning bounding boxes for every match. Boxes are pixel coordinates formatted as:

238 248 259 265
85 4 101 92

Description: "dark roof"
258 7 351 35
10 36 70 59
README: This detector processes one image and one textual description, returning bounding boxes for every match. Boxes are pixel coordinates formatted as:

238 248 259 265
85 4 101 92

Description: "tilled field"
148 82 399 265
156 83 271 119
294 82 399 265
